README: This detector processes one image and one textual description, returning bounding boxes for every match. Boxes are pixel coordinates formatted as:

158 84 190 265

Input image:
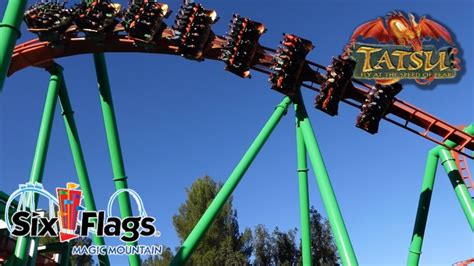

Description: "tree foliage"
271 227 299 266
144 176 339 266
308 207 339 266
172 175 252 265
253 224 272 266
142 246 174 266
251 209 339 265
252 225 299 266
69 237 94 266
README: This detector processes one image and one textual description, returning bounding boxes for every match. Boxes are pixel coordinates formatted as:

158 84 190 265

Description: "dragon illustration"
348 12 459 85
350 12 454 51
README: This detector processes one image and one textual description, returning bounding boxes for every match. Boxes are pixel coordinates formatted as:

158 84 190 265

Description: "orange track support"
451 150 474 191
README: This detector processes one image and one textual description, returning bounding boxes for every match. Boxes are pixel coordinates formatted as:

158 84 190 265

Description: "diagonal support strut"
170 97 292 265
57 68 111 266
295 94 358 266
295 103 312 266
11 68 60 266
93 52 141 266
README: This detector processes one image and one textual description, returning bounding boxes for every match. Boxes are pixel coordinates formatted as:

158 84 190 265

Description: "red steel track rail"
453 257 474 266
7 31 474 158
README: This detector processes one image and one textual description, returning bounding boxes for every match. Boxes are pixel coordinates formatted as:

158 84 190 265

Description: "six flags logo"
346 11 461 85
6 182 158 243
57 183 82 242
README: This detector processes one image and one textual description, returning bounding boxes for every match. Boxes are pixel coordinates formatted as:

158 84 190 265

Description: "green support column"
59 243 72 266
295 97 358 266
11 70 60 266
57 69 111 266
407 123 474 265
93 53 141 266
407 150 438 266
28 239 39 266
0 0 28 92
439 149 474 230
294 103 312 266
170 97 292 266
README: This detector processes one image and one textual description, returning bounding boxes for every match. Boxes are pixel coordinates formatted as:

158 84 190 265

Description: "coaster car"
220 14 266 78
73 0 122 33
269 34 313 99
315 56 355 116
356 82 403 134
122 0 170 42
172 2 218 60
24 1 75 41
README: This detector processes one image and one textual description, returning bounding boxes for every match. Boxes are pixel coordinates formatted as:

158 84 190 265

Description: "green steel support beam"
295 96 358 266
11 70 60 266
294 103 312 266
0 0 28 92
59 243 72 266
170 97 292 266
57 69 111 266
439 149 474 230
93 53 141 266
27 239 39 266
407 150 438 266
407 123 474 265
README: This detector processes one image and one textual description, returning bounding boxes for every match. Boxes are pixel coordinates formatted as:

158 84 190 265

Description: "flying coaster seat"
220 14 266 78
355 82 403 134
315 56 355 116
269 34 314 100
24 0 75 42
172 2 218 61
73 0 122 34
122 0 171 43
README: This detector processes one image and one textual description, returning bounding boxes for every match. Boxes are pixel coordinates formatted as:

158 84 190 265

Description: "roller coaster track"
8 30 474 159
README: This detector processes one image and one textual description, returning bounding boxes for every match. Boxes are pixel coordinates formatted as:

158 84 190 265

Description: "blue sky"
1 0 473 265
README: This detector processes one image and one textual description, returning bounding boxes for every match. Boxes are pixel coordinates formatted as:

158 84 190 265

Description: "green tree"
69 237 94 266
144 175 338 266
271 227 299 266
142 246 174 266
253 224 272 266
172 176 252 265
309 207 339 266
253 208 339 266
253 225 299 266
